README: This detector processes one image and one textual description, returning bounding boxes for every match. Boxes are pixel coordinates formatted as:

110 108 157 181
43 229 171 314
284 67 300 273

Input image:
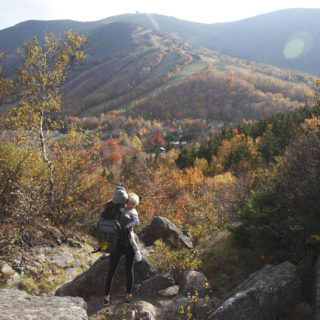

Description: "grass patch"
38 264 66 293
19 275 38 294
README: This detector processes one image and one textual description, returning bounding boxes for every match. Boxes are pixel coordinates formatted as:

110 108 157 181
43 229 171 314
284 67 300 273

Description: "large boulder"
139 273 175 296
209 261 302 320
55 249 157 301
143 216 193 249
0 288 87 320
179 270 210 298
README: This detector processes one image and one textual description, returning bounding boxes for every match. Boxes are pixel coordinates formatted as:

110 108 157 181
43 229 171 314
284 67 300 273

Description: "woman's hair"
101 201 124 219
128 193 139 206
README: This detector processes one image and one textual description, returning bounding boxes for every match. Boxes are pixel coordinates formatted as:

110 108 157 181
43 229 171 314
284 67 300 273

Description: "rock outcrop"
55 248 157 314
0 288 87 320
139 273 175 297
162 270 214 320
209 261 302 320
56 251 156 299
143 215 193 249
179 270 210 298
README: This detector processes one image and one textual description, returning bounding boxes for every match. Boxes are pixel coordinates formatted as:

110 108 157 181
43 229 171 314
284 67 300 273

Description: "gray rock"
139 273 175 296
52 251 74 268
134 301 158 320
7 273 20 287
159 285 179 298
0 288 87 320
143 216 193 249
314 255 320 320
179 271 210 298
209 261 302 320
65 268 78 282
1 263 14 275
103 300 157 320
56 251 157 301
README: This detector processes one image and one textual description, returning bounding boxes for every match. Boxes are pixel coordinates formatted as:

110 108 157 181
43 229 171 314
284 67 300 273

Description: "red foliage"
107 138 121 150
149 131 166 147
108 152 123 164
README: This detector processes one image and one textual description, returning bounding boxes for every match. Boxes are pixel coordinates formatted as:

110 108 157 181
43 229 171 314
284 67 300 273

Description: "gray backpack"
97 215 122 253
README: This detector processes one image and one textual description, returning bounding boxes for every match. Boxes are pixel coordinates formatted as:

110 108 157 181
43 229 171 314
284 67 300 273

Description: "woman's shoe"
125 293 132 303
103 295 110 305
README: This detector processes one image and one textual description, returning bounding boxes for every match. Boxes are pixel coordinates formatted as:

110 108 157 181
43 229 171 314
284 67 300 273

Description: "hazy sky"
1 0 320 31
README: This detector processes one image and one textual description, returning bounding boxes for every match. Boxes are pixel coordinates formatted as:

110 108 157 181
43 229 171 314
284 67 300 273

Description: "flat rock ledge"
0 288 87 320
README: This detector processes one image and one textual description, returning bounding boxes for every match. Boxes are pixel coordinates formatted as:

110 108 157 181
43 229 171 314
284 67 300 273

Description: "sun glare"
283 31 313 59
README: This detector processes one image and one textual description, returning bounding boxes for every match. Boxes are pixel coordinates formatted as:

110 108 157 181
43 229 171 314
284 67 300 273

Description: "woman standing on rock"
102 186 136 305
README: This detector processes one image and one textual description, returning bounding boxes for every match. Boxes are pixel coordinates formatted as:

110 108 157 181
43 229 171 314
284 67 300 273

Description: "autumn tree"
0 52 14 105
7 31 87 193
1 31 103 233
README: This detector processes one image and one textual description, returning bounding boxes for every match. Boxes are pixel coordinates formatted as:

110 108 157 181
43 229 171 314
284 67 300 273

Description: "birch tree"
7 30 87 186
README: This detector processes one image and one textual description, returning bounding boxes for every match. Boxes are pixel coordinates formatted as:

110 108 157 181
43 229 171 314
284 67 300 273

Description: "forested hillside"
128 65 311 123
0 18 317 124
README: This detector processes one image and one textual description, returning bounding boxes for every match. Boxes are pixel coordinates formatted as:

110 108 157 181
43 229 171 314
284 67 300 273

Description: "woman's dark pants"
105 244 135 295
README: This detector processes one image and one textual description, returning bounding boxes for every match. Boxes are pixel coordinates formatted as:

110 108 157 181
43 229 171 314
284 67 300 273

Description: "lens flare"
283 31 313 60
283 39 305 59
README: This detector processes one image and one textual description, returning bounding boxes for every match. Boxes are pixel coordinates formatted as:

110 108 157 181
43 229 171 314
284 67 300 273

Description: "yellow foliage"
149 239 202 282
206 134 258 176
7 30 87 148
302 116 320 131
194 157 208 172
206 156 224 176
131 135 142 151
212 172 236 190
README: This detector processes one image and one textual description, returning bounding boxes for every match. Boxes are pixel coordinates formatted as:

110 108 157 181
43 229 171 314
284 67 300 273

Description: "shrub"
48 128 107 231
0 141 47 220
149 239 202 282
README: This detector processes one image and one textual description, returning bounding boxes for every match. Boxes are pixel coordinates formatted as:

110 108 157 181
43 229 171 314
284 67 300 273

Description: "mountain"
102 9 320 76
0 15 317 123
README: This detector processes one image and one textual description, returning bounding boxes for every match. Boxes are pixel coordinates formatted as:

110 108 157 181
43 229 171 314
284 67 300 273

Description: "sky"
1 0 320 31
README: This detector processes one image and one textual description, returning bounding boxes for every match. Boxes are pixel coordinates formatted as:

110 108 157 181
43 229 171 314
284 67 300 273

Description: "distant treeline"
176 104 320 170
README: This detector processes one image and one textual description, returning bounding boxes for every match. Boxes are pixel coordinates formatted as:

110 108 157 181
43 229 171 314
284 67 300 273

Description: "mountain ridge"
1 8 320 75
0 11 318 123
101 9 320 75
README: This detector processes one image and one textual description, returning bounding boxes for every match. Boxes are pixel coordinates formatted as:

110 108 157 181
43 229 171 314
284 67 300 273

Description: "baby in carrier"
123 193 142 262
